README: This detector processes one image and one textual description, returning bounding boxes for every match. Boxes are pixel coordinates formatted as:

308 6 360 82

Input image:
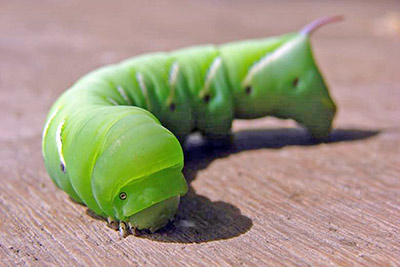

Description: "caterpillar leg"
118 221 129 238
107 217 118 230
128 222 140 236
108 220 139 237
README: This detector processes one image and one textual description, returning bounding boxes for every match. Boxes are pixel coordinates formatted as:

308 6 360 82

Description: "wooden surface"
1 0 400 266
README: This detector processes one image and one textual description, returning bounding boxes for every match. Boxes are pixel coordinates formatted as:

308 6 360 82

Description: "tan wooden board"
1 0 399 265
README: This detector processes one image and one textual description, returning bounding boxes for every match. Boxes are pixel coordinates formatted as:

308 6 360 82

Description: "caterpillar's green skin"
42 18 338 234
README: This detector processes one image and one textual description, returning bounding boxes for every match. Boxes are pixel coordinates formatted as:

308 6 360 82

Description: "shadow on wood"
136 127 379 243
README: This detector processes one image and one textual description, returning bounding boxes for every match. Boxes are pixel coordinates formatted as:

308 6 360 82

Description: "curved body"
42 17 339 235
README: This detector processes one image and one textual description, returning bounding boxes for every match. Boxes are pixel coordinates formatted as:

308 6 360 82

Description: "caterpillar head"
238 16 342 139
113 167 186 232
91 112 187 232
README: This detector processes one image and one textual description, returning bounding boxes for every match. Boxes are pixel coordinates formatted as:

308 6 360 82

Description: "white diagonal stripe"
242 37 301 86
169 61 179 87
56 120 66 169
203 57 222 91
42 107 60 157
107 97 118 105
117 85 132 105
136 72 151 109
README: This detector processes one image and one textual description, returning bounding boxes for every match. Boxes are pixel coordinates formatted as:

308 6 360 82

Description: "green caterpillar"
42 16 341 237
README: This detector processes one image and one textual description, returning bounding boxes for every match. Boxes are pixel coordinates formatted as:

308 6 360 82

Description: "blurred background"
1 0 399 139
1 0 399 265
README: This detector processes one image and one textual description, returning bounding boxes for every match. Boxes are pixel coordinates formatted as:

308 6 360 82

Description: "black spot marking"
169 103 176 111
119 192 127 200
293 77 299 88
203 94 211 103
60 163 66 173
245 86 252 95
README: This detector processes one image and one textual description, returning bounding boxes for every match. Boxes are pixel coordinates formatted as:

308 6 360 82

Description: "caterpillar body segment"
42 16 341 235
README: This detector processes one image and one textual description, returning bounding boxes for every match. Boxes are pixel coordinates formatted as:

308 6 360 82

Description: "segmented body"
42 17 339 225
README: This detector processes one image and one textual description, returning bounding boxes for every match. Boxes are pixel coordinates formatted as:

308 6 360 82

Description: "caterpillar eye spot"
119 192 127 200
293 77 299 88
60 163 66 173
169 103 176 111
203 94 211 103
245 86 252 95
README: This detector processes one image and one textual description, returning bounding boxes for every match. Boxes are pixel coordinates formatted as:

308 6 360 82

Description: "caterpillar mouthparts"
108 196 180 237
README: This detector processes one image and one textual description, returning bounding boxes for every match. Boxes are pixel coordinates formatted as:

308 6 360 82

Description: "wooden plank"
1 0 399 265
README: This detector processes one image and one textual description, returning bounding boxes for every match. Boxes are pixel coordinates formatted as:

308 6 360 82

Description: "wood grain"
1 0 399 266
